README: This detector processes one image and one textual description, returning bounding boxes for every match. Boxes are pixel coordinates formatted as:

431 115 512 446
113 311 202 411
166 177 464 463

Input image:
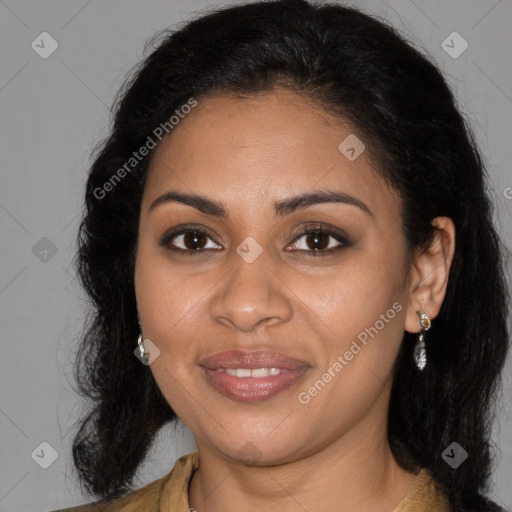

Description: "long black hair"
72 1 510 510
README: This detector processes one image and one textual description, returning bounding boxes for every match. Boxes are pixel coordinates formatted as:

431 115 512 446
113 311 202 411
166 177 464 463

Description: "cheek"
291 247 405 338
134 243 203 351
134 246 233 415
136 285 205 351
291 247 407 401
134 246 208 415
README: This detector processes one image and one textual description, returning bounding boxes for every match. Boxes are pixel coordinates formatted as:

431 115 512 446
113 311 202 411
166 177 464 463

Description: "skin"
134 88 455 512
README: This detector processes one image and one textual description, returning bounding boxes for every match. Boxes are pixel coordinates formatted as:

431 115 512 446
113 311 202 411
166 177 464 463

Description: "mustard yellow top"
51 452 451 512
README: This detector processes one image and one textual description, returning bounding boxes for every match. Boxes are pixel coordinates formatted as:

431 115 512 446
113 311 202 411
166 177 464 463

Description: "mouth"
199 349 311 403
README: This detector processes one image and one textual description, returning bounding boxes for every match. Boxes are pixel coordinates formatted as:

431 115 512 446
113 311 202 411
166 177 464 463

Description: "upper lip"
199 349 310 370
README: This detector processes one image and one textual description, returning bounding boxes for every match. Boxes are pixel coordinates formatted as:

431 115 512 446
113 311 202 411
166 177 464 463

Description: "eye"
160 226 222 255
287 224 350 256
160 223 350 257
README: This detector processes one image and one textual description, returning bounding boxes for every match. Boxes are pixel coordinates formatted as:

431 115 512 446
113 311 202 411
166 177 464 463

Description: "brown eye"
287 225 350 256
160 227 222 254
182 231 208 250
304 232 330 251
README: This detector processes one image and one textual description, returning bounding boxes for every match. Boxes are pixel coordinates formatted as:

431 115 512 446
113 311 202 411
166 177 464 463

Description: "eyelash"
159 223 351 257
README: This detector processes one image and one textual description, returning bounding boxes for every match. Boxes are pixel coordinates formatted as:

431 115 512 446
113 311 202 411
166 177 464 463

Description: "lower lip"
201 367 310 402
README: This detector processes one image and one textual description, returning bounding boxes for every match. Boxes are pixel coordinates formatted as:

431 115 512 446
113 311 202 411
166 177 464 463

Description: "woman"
53 0 510 511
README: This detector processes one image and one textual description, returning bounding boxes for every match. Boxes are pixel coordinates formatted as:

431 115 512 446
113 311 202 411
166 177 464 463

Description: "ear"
404 217 456 334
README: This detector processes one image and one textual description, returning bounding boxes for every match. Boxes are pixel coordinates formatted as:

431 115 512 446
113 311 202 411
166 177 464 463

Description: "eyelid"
160 222 351 255
159 224 222 251
289 222 349 243
286 223 350 254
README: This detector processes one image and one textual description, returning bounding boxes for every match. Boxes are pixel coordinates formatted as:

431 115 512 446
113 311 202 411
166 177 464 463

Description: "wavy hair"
71 1 510 510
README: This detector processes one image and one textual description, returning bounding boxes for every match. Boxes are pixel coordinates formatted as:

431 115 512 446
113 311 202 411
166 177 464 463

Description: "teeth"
251 367 269 377
216 367 283 377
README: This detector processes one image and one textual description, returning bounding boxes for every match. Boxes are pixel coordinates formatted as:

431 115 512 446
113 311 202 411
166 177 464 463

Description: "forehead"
143 89 399 221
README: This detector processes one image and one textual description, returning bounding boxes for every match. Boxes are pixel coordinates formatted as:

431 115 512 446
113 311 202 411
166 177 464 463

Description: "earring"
137 330 146 360
414 312 431 371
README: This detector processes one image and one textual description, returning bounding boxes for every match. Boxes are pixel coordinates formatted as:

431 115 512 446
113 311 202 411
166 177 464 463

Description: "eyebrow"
148 188 373 218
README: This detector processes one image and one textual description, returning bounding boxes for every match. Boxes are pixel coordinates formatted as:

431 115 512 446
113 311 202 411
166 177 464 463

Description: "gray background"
0 1 511 510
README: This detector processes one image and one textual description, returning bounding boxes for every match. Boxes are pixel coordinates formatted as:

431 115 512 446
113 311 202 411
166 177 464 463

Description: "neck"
188 402 418 511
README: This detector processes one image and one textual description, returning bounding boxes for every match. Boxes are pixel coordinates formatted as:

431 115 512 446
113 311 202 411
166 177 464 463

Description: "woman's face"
135 88 412 465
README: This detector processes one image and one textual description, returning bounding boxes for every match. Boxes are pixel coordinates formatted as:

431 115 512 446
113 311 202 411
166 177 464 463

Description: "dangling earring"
137 331 146 359
414 312 431 371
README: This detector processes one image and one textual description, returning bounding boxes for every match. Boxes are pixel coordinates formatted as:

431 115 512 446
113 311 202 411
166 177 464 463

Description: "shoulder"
47 452 199 512
394 468 451 512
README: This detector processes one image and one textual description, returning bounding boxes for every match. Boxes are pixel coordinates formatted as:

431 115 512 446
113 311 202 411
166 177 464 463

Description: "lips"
199 349 309 371
199 349 311 403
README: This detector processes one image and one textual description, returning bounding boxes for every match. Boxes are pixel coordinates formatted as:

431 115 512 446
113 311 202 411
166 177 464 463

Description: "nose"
209 248 293 333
